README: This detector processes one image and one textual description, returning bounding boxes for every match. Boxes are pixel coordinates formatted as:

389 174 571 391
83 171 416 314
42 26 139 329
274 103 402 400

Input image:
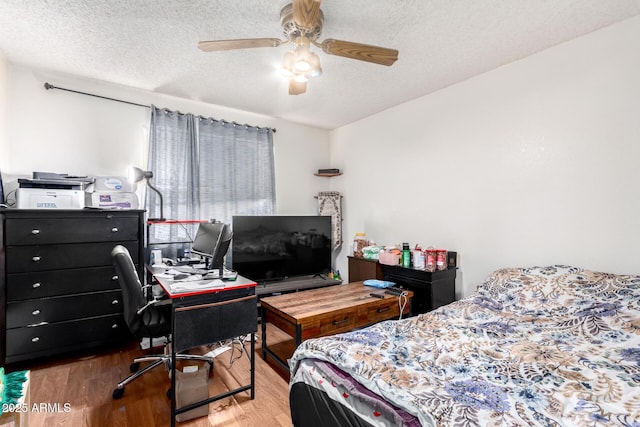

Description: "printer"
16 172 92 209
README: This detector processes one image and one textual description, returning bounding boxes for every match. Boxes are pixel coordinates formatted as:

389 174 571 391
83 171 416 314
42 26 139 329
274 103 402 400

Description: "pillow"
475 265 640 317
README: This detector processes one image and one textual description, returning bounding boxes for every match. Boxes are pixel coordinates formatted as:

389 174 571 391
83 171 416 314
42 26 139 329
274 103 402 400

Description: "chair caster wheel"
130 362 140 372
112 387 125 399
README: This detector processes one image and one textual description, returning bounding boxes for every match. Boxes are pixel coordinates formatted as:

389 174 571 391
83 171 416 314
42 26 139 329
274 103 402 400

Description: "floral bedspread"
289 265 640 426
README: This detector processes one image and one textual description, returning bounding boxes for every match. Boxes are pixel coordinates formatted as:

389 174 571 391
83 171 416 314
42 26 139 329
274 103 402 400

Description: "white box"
17 188 85 209
88 191 139 209
93 176 133 192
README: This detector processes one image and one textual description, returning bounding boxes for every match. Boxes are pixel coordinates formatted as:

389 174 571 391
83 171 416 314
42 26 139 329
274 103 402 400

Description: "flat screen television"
232 215 332 282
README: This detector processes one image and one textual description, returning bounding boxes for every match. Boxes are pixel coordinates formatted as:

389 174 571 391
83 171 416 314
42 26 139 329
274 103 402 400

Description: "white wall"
330 16 640 298
0 51 8 173
2 65 331 215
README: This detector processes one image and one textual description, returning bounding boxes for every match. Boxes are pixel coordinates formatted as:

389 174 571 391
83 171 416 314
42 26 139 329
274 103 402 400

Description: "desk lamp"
130 167 165 221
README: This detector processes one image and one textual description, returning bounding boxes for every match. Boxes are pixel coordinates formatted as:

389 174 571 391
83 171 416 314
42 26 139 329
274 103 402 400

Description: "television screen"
232 215 332 282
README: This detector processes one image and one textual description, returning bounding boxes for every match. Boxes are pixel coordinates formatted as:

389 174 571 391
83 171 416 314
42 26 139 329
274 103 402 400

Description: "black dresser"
348 256 456 315
0 209 145 364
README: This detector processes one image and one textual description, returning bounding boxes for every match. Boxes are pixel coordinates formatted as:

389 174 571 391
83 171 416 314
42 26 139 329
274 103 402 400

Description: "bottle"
413 244 425 269
353 232 368 258
425 247 437 272
401 243 411 268
151 248 162 265
436 249 447 271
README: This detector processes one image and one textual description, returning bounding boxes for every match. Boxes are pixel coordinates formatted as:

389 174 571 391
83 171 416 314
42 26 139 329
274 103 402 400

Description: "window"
146 106 275 258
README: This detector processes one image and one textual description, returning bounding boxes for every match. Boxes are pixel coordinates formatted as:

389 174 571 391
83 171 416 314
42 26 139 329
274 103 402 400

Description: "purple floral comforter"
289 265 640 426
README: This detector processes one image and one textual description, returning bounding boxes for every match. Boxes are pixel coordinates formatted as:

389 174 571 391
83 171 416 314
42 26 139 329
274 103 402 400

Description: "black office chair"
111 245 213 399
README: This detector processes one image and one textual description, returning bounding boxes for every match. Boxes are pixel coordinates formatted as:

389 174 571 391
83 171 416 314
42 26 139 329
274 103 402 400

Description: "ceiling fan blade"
289 79 307 95
198 38 283 52
320 39 398 66
293 0 322 31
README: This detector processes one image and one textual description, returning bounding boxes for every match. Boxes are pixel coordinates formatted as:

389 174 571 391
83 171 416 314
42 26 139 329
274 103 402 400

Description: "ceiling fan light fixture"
294 58 311 72
294 73 309 83
279 35 321 91
308 52 322 77
279 50 296 76
293 43 312 71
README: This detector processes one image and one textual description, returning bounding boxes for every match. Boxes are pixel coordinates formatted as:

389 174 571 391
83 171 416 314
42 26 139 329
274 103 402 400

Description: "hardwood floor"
10 324 295 426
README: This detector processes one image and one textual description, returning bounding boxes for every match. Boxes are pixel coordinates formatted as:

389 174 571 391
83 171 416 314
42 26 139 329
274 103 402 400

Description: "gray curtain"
197 118 276 223
146 107 275 258
147 106 199 221
147 106 198 254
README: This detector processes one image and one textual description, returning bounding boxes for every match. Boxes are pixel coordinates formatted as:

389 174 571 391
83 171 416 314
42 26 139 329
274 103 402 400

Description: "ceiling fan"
198 0 399 95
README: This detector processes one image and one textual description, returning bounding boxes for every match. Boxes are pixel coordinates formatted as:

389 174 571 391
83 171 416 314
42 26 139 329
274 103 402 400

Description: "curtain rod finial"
44 82 54 90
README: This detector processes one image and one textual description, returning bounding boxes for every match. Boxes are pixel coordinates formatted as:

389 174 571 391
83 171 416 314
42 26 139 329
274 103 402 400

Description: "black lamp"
130 167 165 221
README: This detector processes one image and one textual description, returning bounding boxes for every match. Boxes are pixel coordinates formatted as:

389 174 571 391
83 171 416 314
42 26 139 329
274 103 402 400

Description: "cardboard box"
175 366 209 422
87 191 139 209
93 176 133 192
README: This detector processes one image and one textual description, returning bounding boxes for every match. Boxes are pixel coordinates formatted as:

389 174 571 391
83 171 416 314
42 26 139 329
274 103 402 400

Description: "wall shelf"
314 172 343 177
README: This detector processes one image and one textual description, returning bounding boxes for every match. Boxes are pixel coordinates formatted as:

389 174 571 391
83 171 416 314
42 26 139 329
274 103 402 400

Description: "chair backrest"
111 245 147 335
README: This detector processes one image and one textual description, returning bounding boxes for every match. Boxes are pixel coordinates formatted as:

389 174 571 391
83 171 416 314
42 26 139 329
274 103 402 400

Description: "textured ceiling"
1 1 639 129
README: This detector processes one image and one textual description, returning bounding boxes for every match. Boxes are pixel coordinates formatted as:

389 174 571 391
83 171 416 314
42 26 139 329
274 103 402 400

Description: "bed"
288 265 640 426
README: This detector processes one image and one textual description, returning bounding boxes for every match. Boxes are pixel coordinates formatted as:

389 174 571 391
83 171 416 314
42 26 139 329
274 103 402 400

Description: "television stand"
255 275 341 297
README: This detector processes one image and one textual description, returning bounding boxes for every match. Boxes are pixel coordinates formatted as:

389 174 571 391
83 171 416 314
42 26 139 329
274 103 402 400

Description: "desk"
260 282 412 372
152 269 257 427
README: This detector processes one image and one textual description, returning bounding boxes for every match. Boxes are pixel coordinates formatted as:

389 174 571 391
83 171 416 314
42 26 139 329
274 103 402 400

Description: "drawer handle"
112 275 119 281
111 227 119 233
32 309 41 316
32 337 40 343
377 306 390 313
32 256 41 262
112 324 119 329
27 322 48 328
112 299 119 305
31 229 41 235
32 282 41 289
332 317 349 326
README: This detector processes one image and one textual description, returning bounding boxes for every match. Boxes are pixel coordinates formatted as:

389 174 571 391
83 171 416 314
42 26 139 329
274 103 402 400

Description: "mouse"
173 273 190 280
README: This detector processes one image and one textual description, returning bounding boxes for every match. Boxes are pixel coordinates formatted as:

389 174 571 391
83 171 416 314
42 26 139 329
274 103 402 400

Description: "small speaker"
447 251 457 268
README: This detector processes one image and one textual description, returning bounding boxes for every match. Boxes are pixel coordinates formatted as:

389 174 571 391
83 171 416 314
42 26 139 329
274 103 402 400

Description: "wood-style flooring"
8 324 295 427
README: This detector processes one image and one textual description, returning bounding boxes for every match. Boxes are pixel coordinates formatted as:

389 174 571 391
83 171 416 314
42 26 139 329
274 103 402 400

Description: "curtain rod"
43 82 276 133
44 82 149 108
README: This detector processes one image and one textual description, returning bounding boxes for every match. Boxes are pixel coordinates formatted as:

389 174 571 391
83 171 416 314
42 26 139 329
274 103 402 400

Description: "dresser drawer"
6 241 139 273
5 216 140 245
5 314 128 359
359 299 402 325
317 310 358 336
7 266 121 301
6 290 123 328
